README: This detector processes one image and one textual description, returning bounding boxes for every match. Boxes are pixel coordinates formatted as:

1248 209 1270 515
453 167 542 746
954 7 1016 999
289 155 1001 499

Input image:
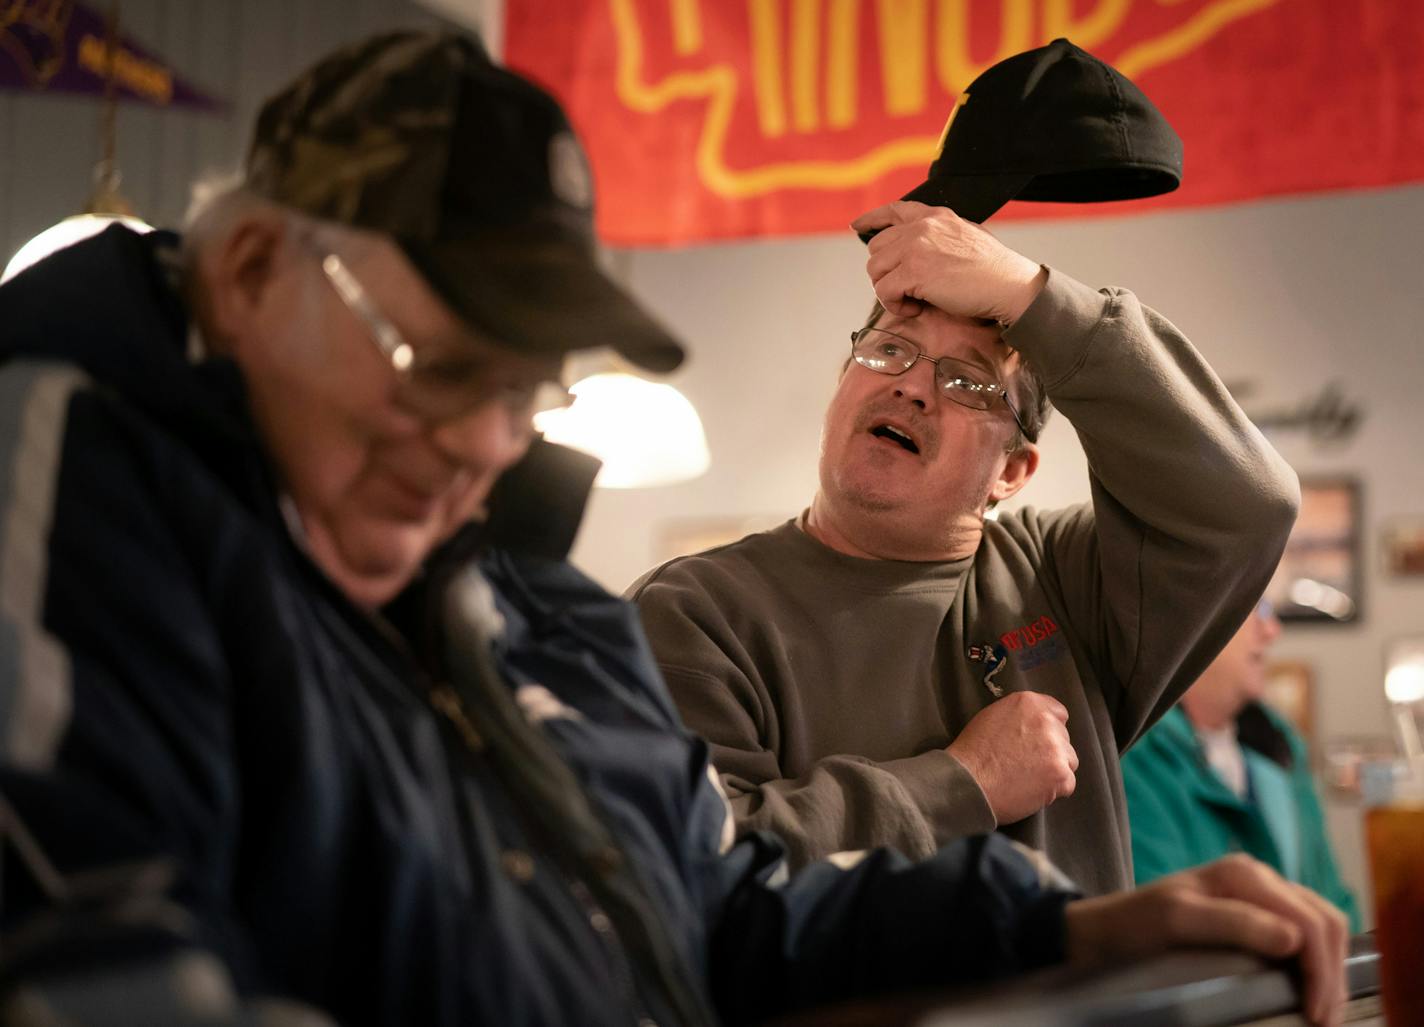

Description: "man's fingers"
850 199 934 235
1209 857 1324 944
1165 890 1303 957
1041 696 1070 723
1205 857 1347 1026
868 266 924 318
1289 885 1349 1026
864 247 899 285
849 204 900 236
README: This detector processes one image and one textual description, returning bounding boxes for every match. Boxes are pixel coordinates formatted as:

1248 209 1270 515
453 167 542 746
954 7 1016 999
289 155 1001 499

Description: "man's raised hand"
851 201 1047 325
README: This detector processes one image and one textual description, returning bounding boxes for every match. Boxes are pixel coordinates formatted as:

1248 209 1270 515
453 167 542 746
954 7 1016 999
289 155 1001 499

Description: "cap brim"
857 171 1035 244
901 171 1035 225
402 230 684 374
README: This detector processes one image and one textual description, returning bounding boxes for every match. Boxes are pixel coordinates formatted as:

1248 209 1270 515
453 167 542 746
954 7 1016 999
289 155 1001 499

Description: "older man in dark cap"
0 31 1345 1027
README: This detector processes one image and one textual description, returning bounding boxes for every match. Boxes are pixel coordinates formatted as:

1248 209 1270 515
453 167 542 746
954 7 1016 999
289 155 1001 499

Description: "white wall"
576 184 1424 913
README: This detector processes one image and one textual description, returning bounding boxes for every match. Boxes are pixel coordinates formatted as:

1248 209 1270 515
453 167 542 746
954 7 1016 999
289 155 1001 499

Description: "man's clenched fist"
946 691 1078 825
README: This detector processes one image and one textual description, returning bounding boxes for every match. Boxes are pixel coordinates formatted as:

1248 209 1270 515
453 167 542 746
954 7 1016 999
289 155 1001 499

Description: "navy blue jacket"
0 226 1070 1025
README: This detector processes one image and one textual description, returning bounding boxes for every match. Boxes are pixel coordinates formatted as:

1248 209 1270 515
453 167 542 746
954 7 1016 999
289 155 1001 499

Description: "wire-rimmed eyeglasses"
850 327 1032 441
319 252 572 424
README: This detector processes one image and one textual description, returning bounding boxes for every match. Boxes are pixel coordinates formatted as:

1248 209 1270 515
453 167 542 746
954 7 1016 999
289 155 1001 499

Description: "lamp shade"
1387 647 1424 706
3 213 152 284
533 372 710 489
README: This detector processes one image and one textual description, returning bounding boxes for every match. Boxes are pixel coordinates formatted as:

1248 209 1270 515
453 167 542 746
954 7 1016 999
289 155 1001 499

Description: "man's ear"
990 442 1039 504
200 211 290 347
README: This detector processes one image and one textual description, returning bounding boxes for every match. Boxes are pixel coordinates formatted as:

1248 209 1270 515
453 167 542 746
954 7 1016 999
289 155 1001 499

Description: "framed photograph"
1382 517 1424 576
1263 660 1314 748
1264 478 1360 623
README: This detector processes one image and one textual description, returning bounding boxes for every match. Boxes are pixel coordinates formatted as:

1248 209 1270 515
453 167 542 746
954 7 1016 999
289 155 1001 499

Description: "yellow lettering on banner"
77 33 173 104
790 0 821 131
876 0 928 116
935 0 1031 94
747 0 787 137
1042 0 1131 52
610 0 938 195
1115 0 1278 79
669 0 703 54
825 0 858 128
607 0 1278 199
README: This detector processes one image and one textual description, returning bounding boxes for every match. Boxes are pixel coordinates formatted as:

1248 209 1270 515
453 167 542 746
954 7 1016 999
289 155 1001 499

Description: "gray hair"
181 172 378 273
178 173 386 354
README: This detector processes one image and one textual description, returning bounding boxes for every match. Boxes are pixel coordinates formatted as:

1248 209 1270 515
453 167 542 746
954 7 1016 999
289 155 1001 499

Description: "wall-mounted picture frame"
1263 477 1361 623
1382 516 1424 577
1263 660 1314 749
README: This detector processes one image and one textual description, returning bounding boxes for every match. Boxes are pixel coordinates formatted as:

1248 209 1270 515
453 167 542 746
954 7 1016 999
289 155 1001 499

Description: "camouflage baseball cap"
245 31 683 373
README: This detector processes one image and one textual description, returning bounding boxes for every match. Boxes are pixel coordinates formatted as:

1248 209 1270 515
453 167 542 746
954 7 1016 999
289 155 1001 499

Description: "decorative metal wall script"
1233 381 1365 447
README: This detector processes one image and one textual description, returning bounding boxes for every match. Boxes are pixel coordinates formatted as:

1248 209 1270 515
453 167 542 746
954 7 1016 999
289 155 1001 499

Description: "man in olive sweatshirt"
631 200 1299 895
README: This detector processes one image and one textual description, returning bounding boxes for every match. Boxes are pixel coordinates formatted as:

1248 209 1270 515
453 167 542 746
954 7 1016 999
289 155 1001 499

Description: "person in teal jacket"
1123 600 1361 930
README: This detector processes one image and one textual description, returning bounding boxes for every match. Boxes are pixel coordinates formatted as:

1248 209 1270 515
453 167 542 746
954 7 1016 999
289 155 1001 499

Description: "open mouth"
870 424 920 454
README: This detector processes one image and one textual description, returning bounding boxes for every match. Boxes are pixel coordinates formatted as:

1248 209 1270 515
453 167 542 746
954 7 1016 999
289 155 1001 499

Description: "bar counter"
775 935 1381 1027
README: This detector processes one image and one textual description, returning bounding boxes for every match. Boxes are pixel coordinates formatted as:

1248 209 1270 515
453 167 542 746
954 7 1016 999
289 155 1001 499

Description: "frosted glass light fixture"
3 5 153 285
3 212 152 284
533 372 710 489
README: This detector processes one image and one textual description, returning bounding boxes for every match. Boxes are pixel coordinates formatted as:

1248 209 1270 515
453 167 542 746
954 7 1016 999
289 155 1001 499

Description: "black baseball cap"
245 31 684 373
891 38 1182 230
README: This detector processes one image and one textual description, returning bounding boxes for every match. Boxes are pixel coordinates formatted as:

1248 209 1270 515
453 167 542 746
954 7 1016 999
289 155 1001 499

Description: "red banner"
505 0 1424 246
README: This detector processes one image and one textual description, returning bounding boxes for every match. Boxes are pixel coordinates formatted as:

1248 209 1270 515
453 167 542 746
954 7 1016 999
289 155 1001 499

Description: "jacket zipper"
429 682 657 1027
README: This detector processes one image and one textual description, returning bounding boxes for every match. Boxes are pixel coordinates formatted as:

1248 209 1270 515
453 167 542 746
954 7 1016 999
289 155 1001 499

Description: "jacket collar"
0 223 253 448
0 223 282 528
1156 707 1256 811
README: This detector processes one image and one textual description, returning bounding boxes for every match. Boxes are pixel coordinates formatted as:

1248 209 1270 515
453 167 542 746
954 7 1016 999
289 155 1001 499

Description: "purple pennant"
0 0 224 112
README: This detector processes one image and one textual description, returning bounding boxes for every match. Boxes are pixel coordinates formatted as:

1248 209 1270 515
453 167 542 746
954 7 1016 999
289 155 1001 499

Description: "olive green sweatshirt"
629 270 1299 896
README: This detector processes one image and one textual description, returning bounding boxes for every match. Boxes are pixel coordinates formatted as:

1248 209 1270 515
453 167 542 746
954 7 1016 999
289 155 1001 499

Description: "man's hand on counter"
1062 854 1350 1027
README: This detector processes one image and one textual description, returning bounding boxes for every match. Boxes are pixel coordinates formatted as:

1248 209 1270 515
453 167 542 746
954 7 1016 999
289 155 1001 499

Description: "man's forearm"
723 748 996 868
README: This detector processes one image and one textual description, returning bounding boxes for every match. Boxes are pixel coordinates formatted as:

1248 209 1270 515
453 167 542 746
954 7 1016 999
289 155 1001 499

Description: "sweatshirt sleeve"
1003 270 1299 750
634 568 996 868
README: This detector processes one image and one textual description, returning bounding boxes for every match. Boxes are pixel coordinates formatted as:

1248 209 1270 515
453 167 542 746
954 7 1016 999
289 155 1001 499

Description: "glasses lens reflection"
851 329 999 411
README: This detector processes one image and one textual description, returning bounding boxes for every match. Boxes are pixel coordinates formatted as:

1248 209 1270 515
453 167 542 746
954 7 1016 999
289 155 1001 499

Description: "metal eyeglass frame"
318 251 570 420
850 327 1032 441
321 252 417 374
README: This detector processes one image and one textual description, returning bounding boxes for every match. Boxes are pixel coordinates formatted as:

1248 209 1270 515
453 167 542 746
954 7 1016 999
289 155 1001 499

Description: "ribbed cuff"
1001 267 1115 389
883 749 997 840
1012 888 1078 971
